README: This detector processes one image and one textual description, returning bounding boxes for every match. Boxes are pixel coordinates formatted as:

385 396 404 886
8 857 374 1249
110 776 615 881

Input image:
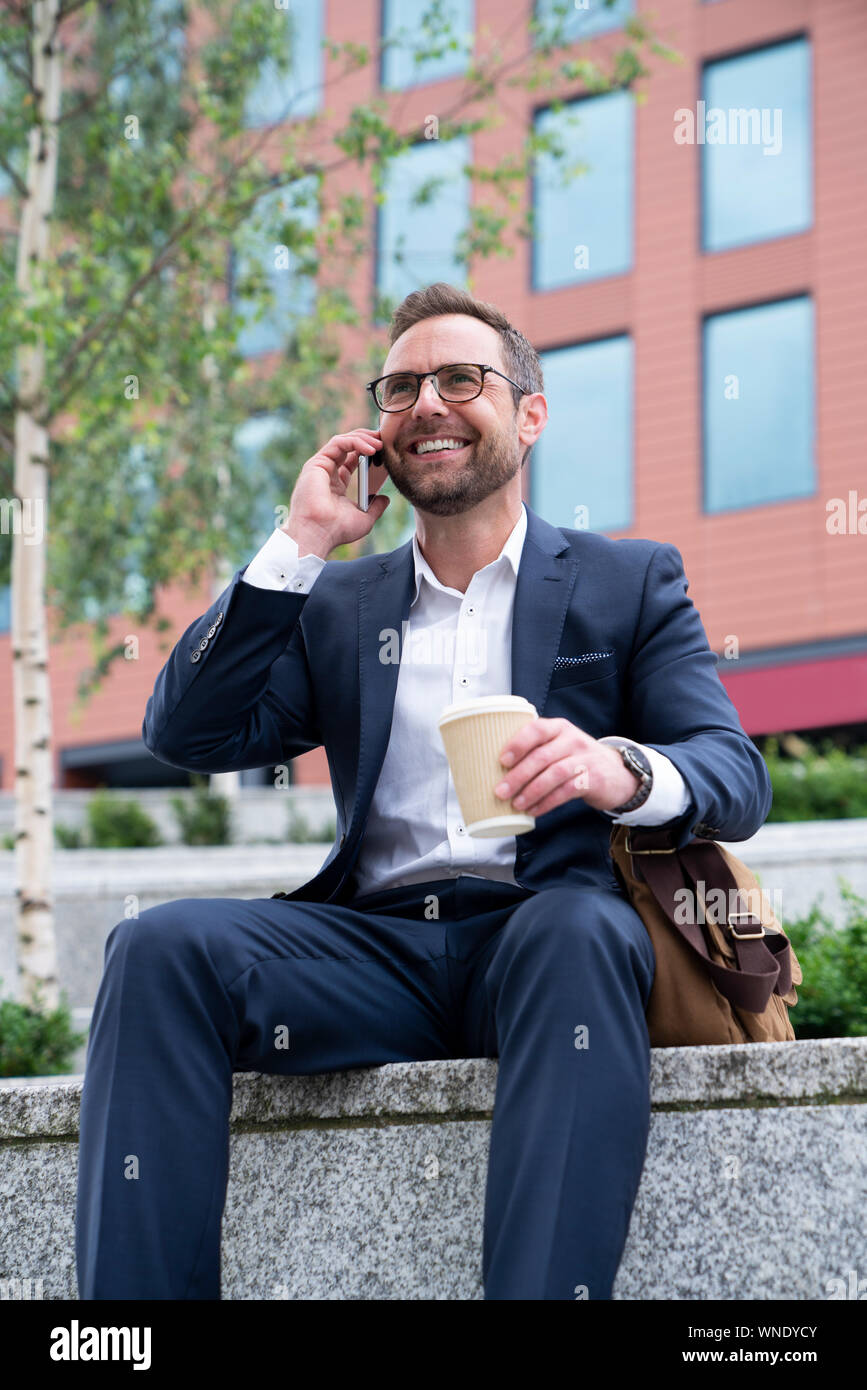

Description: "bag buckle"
727 912 765 940
625 829 677 855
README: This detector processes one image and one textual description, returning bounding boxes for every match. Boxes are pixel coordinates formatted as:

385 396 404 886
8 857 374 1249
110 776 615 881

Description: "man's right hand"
281 428 390 558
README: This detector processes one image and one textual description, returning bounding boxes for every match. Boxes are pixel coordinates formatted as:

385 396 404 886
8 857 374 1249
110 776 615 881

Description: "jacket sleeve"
623 542 772 848
141 563 322 773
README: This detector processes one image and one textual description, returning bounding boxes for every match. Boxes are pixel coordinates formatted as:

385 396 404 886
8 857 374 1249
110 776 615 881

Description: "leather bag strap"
625 829 793 1014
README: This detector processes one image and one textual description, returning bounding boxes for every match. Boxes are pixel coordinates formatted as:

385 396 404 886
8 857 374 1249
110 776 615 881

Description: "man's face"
375 314 526 517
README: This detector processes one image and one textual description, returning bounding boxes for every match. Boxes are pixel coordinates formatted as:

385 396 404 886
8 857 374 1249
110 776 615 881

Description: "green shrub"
764 738 867 821
0 978 87 1077
54 822 85 849
1 833 14 851
286 808 336 844
169 774 232 845
786 885 867 1038
86 788 162 848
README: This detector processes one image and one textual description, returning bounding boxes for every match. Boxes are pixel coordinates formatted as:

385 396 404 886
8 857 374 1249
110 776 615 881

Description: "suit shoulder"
560 528 680 572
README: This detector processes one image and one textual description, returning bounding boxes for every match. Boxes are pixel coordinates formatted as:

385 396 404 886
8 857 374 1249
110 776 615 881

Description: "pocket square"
552 650 614 671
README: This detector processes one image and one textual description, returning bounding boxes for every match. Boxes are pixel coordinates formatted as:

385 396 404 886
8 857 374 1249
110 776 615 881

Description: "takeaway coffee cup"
437 695 539 838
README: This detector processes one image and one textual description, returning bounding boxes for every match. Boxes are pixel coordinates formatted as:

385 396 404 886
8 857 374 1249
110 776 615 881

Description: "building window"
235 412 292 547
533 0 633 45
703 296 815 512
376 136 470 309
108 0 187 103
243 0 324 126
531 335 633 533
381 0 474 90
532 90 633 290
230 174 319 358
702 37 812 252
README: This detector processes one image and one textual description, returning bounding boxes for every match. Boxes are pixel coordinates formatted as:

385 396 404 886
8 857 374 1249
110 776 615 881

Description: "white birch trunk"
202 297 241 801
12 0 63 1008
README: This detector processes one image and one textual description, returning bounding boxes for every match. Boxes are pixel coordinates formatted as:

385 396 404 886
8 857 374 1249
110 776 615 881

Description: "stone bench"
1 1037 865 1300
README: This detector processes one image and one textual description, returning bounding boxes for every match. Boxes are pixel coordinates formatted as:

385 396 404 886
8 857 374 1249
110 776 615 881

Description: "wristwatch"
607 745 653 815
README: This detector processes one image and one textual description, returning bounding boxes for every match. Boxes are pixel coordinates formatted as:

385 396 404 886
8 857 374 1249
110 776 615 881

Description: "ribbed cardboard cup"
437 695 539 838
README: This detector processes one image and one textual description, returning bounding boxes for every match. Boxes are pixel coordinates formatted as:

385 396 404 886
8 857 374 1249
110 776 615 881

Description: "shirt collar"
411 501 528 603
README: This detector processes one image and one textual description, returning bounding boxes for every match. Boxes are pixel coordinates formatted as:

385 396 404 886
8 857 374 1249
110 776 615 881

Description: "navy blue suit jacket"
142 505 772 902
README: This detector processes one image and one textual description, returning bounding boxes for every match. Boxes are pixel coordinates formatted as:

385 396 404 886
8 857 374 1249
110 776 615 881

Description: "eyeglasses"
366 362 531 413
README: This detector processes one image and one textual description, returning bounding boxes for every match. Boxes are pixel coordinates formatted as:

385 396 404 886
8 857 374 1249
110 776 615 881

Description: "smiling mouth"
407 439 473 458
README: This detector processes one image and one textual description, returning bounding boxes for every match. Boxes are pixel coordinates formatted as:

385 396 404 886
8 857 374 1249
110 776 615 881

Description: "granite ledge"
1 1037 865 1140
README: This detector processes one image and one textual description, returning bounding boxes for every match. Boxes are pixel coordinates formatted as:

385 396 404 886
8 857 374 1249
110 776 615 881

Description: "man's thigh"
106 893 455 1075
455 884 655 1058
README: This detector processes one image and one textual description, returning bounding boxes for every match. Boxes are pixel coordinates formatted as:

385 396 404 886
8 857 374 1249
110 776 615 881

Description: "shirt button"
456 825 465 835
294 580 304 590
466 606 476 615
458 676 469 687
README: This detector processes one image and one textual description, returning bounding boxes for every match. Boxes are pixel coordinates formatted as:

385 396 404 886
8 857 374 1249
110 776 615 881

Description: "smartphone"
358 448 384 512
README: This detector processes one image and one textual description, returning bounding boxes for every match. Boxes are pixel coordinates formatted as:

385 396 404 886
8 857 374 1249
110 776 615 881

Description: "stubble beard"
382 423 522 518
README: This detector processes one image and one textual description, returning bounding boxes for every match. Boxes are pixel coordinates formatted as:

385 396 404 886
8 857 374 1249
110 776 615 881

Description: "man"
76 282 771 1301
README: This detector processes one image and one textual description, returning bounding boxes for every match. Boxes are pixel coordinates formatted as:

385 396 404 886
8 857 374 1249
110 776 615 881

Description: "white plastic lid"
437 694 538 728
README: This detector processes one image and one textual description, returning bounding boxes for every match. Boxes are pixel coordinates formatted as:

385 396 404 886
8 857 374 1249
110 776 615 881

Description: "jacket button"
215 612 223 625
191 650 201 663
340 833 346 846
199 637 208 650
207 625 217 638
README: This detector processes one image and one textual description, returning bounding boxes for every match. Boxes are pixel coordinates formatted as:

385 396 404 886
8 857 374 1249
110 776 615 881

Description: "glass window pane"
533 90 633 289
232 175 319 358
534 0 633 45
381 0 474 90
235 413 290 545
702 37 812 251
531 336 633 533
703 296 815 512
376 137 470 304
108 0 187 103
243 0 324 126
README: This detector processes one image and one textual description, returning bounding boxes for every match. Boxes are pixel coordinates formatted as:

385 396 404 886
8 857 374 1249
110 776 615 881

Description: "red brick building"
1 0 865 792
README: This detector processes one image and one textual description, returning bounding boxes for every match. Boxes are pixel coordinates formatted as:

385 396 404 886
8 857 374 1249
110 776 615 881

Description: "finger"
496 728 578 797
522 771 589 819
497 716 573 770
506 750 589 811
318 432 383 469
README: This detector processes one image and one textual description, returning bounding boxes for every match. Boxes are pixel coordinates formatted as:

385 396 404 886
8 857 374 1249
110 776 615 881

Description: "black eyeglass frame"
366 362 532 412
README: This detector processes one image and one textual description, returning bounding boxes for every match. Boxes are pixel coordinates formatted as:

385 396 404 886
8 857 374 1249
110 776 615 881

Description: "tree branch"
0 149 28 200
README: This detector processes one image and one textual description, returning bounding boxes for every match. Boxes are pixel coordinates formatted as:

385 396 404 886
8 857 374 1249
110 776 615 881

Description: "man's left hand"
494 718 640 818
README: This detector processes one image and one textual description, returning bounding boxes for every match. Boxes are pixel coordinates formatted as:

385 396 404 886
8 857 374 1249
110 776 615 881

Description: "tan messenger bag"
609 825 802 1047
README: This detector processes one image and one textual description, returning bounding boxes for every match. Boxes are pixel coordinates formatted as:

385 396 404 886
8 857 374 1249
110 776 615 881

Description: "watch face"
624 746 652 780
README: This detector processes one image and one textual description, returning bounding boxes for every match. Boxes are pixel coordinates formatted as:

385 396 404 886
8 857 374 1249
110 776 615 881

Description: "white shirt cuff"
241 527 326 595
597 736 692 826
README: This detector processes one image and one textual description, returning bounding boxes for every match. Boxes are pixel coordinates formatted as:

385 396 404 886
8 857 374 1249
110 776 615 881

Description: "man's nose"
411 376 448 416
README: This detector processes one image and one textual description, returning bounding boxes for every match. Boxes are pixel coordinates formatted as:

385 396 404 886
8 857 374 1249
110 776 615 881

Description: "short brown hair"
387 282 544 467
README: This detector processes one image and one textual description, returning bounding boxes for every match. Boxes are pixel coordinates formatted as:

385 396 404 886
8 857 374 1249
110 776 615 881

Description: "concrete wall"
1 1038 865 1300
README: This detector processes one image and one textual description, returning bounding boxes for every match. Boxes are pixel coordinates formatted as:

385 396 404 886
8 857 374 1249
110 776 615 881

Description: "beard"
381 420 522 517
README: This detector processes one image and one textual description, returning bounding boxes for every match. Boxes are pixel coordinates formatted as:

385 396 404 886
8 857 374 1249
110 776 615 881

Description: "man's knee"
504 885 654 977
104 898 213 973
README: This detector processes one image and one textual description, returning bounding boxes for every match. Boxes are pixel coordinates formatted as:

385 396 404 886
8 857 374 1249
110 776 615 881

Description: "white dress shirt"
241 502 690 895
